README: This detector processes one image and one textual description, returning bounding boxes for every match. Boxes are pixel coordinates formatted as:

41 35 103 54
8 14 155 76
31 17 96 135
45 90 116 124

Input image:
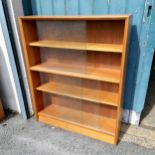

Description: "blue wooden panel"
132 0 155 112
123 0 146 111
109 0 126 14
31 0 155 114
31 0 37 15
53 0 65 15
34 0 42 15
126 0 146 35
66 0 79 15
93 0 108 14
40 0 53 15
79 0 93 15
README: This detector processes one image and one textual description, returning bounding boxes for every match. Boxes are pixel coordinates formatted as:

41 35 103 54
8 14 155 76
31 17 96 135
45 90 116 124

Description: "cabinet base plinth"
38 114 116 144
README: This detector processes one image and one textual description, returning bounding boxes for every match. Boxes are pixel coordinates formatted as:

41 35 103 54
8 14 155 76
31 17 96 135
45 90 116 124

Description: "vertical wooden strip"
35 0 42 15
79 0 93 15
93 0 109 15
40 0 53 15
53 0 66 15
109 0 126 14
22 0 33 15
66 0 79 15
126 0 145 35
31 0 37 15
0 99 5 121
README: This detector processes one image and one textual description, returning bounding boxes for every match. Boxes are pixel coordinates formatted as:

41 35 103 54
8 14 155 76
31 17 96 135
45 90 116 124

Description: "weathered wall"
30 0 155 115
0 0 28 119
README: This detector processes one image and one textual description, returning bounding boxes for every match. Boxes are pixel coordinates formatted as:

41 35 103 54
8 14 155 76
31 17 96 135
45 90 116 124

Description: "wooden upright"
19 15 132 144
0 99 5 121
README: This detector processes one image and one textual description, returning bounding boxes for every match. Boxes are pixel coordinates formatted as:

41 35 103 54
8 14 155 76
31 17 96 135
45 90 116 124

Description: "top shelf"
29 40 123 53
20 15 131 20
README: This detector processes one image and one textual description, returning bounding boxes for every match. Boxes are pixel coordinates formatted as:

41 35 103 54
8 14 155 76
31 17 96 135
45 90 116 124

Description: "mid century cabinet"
19 15 131 144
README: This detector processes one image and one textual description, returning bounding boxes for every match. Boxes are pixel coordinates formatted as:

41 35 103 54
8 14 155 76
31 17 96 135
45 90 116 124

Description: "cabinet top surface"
19 15 132 20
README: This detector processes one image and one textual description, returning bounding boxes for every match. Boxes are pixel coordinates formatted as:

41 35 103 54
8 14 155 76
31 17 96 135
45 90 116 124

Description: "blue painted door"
31 0 155 113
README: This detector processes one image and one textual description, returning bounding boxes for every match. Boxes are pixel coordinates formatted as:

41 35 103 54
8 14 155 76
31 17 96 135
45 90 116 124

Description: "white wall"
0 0 28 119
0 23 20 112
6 0 33 115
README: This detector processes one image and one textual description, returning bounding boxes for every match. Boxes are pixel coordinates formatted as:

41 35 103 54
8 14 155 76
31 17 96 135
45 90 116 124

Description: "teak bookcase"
19 15 131 144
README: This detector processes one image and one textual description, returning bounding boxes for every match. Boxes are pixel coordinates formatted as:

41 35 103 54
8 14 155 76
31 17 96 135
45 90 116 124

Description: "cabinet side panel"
18 18 43 118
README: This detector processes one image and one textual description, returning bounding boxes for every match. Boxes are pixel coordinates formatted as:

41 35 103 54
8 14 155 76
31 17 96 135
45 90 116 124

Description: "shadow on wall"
120 25 141 140
124 25 140 111
120 25 141 142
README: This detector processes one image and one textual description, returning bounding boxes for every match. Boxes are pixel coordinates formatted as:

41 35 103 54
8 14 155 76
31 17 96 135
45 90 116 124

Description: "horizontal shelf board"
30 63 120 83
38 104 116 136
20 15 131 20
29 40 123 53
37 82 118 106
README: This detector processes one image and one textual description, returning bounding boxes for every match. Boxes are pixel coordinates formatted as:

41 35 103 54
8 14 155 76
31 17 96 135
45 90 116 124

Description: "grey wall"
0 24 20 111
0 0 27 119
6 0 33 115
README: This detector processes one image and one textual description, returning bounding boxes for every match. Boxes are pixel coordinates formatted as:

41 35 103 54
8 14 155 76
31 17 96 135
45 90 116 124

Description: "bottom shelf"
38 104 116 144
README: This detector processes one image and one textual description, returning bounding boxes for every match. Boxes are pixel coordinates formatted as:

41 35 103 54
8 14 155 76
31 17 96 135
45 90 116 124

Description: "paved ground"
120 123 155 149
0 115 155 155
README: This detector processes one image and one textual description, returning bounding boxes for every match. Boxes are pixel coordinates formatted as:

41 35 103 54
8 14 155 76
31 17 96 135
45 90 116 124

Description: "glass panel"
36 20 121 135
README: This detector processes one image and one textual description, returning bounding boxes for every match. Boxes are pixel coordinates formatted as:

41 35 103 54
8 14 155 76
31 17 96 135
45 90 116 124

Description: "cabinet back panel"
37 21 86 42
43 95 117 120
36 20 124 44
87 20 125 44
40 49 121 70
40 74 119 92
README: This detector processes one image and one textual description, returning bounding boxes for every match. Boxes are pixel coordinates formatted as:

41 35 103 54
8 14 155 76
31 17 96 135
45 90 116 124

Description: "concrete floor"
0 115 155 155
121 123 155 149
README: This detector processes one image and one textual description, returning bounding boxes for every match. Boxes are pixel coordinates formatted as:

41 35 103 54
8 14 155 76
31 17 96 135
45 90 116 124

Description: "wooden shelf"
19 15 131 144
19 15 131 21
29 40 123 53
38 104 116 136
30 62 120 84
37 81 118 106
